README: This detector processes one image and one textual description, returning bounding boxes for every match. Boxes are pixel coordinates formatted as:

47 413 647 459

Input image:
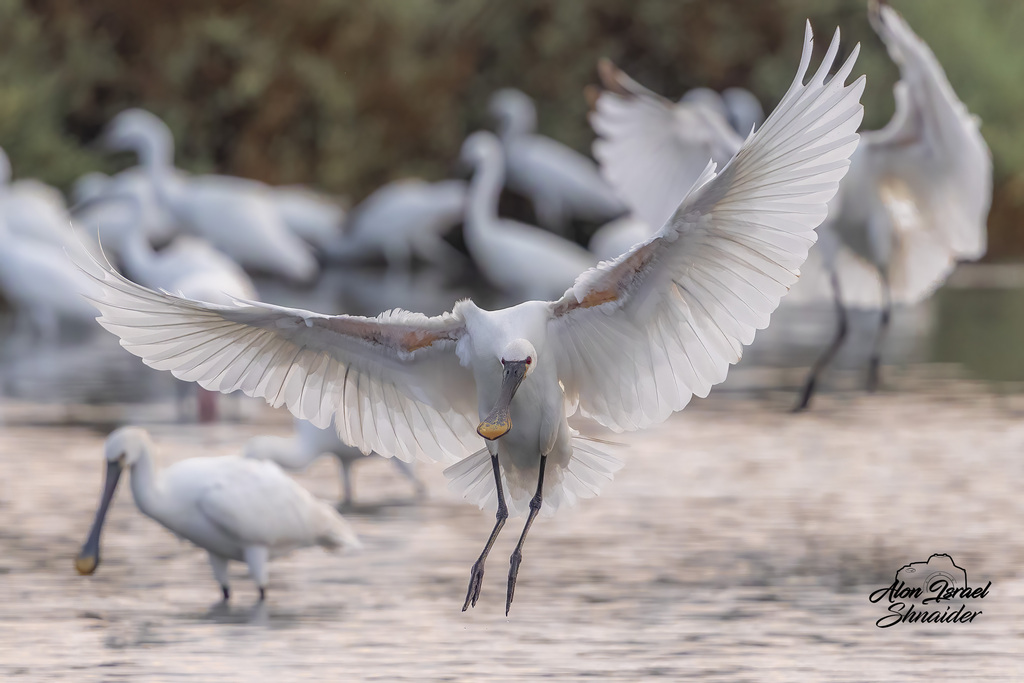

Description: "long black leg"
505 454 547 615
339 459 354 510
867 280 892 393
794 270 848 412
463 448 507 611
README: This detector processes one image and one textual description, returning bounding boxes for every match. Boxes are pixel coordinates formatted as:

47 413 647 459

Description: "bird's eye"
501 359 506 366
526 357 532 364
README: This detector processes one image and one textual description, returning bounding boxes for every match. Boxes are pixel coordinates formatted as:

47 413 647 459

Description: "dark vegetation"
4 0 1022 255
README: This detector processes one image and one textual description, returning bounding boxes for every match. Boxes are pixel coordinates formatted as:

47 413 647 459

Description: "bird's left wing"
77 253 478 463
549 25 864 432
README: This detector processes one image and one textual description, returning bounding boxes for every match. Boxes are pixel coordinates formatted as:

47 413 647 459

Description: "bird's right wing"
591 59 745 230
77 253 479 463
550 25 864 432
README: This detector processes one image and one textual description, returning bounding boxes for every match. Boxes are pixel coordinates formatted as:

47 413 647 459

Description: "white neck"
133 124 184 211
465 151 504 250
128 449 170 522
119 229 159 285
499 107 535 140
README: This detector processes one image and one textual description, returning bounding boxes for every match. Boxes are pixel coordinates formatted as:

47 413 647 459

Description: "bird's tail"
443 435 623 517
315 503 363 551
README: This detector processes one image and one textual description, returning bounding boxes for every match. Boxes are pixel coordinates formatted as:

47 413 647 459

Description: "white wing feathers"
77 253 479 463
196 458 361 550
591 59 744 231
550 24 864 432
825 4 991 307
870 4 990 261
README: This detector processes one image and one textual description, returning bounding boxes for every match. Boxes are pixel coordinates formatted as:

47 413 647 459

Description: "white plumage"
0 217 96 339
118 229 257 305
75 427 360 601
0 147 101 270
489 88 628 231
794 3 992 409
592 61 746 232
325 179 467 269
588 61 745 260
821 3 991 308
100 109 319 282
71 168 181 249
75 24 863 613
268 185 346 253
244 417 426 507
461 131 597 301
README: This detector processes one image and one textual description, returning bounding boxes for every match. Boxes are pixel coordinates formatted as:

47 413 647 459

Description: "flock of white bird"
27 4 987 612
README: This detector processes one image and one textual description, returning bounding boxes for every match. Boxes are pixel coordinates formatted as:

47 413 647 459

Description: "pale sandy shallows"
0 386 1022 682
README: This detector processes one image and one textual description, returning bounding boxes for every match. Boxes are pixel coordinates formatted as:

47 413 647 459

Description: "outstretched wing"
549 24 865 432
829 3 991 305
866 3 990 260
591 59 745 231
78 253 478 463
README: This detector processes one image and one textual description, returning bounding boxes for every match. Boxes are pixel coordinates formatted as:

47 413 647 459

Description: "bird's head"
74 427 151 576
104 426 151 468
459 131 503 171
100 109 173 163
488 88 536 138
477 339 537 441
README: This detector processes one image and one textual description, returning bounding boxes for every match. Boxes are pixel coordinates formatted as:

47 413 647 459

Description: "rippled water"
1 269 1023 680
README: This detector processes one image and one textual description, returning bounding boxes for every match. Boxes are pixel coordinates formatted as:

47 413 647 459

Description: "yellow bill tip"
477 418 511 441
75 555 97 576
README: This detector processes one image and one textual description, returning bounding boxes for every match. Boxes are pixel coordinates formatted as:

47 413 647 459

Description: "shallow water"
1 270 1023 680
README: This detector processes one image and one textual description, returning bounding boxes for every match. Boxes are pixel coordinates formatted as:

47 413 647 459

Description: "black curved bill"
75 459 123 576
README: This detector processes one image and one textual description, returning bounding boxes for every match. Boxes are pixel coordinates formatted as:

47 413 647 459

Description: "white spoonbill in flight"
76 24 864 614
75 427 361 601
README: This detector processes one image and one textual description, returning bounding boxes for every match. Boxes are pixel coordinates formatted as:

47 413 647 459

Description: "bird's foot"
506 549 523 616
258 587 266 601
221 586 230 602
866 359 881 393
792 384 814 413
463 559 486 611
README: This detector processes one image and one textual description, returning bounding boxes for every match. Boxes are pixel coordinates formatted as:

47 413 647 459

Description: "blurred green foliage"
2 0 1022 255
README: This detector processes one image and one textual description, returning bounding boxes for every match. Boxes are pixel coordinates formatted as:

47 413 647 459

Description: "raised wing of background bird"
591 59 745 232
825 3 991 307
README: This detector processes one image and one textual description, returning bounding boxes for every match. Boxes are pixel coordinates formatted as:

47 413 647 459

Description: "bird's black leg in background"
794 270 848 412
463 446 507 611
867 280 892 393
506 454 547 615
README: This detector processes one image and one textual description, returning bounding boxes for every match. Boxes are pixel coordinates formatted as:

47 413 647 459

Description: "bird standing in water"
75 427 361 601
